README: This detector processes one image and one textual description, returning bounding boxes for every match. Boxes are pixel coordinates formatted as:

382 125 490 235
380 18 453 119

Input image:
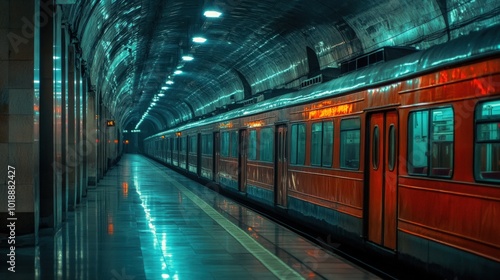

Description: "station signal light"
107 120 115 127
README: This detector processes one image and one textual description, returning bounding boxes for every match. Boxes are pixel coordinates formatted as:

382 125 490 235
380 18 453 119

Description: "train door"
238 129 248 193
275 125 288 207
367 111 398 250
213 132 220 183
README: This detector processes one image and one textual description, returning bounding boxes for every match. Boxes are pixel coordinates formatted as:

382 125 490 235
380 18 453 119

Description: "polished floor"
1 154 380 279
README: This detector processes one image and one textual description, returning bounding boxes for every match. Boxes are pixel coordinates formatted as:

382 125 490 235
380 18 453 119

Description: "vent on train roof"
339 46 418 75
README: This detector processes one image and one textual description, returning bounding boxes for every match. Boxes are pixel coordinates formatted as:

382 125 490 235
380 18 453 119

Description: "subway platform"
1 154 380 279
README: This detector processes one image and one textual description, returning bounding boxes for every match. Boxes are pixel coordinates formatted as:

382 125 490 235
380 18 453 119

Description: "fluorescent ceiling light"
174 70 183 75
204 10 222 18
166 80 174 85
158 93 165 96
192 37 207 43
161 86 168 90
182 55 194 61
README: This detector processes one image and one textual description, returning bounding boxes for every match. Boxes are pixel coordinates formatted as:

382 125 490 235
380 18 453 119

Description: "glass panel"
260 127 274 162
190 136 197 154
388 125 395 171
311 122 322 166
475 99 500 183
408 111 429 175
322 122 334 167
290 125 298 164
373 126 379 169
221 132 230 157
340 119 360 169
248 130 257 160
476 100 500 120
297 124 306 165
429 107 453 177
230 131 238 157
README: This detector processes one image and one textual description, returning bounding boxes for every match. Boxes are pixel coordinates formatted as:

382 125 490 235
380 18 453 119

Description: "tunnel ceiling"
62 0 500 133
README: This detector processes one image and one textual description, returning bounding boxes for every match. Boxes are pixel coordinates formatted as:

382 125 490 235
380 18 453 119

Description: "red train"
144 25 500 279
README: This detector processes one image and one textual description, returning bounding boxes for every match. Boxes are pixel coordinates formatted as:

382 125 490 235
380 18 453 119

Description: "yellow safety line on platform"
151 162 305 280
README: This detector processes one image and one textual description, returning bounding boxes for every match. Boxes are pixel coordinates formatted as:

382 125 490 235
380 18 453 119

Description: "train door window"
388 125 396 171
372 126 380 170
174 138 179 151
290 123 306 165
248 130 257 160
407 107 454 178
340 118 360 169
311 122 322 166
230 131 238 158
260 127 274 162
221 132 230 157
475 99 500 183
202 134 213 155
190 135 197 154
322 121 334 167
180 137 187 153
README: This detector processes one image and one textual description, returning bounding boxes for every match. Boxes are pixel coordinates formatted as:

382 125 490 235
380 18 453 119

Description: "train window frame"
407 106 454 178
290 123 306 165
474 99 500 184
340 118 361 170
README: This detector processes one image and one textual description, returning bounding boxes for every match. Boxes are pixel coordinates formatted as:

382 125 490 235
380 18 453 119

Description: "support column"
86 87 97 187
39 0 63 230
81 70 88 196
67 44 76 209
75 57 82 203
0 0 39 243
60 22 69 220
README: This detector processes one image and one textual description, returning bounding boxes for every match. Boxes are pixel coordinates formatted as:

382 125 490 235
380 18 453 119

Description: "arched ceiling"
62 0 500 134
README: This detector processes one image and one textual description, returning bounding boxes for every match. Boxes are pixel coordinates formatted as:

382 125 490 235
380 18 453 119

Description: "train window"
230 131 238 158
248 130 257 160
180 137 187 152
430 108 453 177
322 122 334 167
260 127 274 162
475 100 500 183
408 107 454 178
174 138 179 151
311 123 322 166
202 134 213 155
388 125 396 171
373 126 379 170
189 136 197 154
290 123 306 165
221 132 230 157
408 111 429 175
340 118 361 169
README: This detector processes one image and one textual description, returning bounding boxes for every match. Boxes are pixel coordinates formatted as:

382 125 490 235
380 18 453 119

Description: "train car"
144 25 500 279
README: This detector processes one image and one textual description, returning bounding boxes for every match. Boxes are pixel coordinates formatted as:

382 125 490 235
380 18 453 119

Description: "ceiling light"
204 10 222 18
161 86 168 90
192 37 207 43
166 80 174 85
158 93 165 97
174 70 182 75
182 55 194 61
